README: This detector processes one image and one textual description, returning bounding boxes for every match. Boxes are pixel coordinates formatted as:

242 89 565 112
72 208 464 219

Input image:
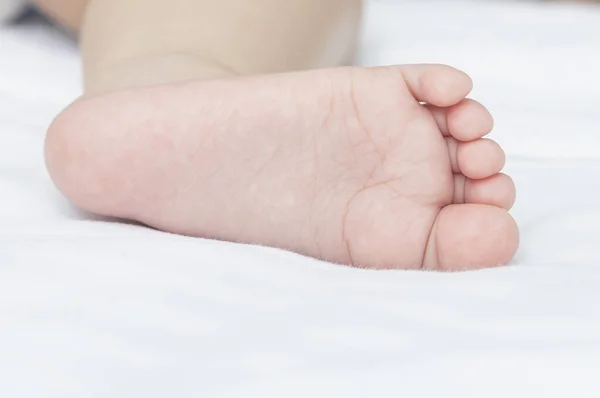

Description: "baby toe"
424 204 519 271
454 173 516 210
397 64 473 107
447 99 494 142
457 138 505 180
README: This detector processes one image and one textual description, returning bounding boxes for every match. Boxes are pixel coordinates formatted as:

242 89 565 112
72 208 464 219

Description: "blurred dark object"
10 4 51 26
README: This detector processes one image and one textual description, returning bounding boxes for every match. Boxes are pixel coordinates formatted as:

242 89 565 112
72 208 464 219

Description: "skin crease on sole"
44 64 520 271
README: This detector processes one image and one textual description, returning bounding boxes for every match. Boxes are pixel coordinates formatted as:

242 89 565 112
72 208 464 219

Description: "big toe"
424 204 519 271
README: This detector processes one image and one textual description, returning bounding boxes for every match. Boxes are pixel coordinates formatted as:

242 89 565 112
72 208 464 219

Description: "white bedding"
2 1 600 396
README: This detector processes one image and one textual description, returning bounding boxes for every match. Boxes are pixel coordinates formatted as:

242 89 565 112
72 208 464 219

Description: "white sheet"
2 1 600 396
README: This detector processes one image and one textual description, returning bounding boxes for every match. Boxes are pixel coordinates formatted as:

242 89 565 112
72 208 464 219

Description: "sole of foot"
45 64 519 271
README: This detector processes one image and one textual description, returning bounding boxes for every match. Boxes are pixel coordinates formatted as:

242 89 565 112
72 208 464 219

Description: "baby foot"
45 64 518 270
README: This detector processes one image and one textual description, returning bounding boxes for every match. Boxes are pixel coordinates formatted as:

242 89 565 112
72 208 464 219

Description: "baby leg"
32 0 87 32
79 0 362 94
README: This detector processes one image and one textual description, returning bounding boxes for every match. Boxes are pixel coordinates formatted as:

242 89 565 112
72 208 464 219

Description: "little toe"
424 204 519 271
396 64 473 108
454 173 516 210
427 99 493 141
457 138 506 179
